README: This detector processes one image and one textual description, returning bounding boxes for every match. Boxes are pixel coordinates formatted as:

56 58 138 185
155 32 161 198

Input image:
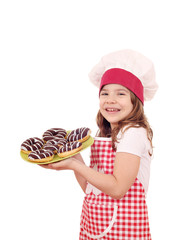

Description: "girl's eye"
118 92 125 96
100 92 108 96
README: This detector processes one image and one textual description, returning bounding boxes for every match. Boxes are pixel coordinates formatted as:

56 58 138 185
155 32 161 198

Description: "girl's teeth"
107 108 119 112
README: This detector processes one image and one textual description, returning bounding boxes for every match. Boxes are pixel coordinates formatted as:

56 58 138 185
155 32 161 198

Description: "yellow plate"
20 136 94 164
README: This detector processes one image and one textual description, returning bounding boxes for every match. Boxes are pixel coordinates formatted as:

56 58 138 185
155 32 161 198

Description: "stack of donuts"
20 127 91 163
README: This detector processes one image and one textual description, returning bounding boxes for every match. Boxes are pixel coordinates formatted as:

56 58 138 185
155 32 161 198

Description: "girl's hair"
96 91 153 154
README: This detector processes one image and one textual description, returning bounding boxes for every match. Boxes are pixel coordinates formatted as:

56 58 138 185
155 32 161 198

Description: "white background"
0 0 168 239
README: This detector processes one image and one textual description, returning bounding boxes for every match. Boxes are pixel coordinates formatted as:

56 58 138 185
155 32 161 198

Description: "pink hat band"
99 68 144 103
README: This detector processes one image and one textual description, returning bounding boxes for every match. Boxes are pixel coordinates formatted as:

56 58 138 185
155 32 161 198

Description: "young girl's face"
99 84 133 129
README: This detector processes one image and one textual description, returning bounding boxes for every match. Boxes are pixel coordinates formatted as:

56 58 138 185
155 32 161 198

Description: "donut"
21 137 44 154
28 149 54 163
46 138 67 146
43 138 67 154
67 127 91 143
43 142 60 154
57 142 82 158
42 128 67 142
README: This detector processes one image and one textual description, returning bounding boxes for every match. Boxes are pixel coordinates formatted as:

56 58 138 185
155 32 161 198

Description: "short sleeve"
116 127 148 157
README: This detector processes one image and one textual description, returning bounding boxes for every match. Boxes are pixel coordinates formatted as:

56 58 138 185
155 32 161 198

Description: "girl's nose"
106 95 117 104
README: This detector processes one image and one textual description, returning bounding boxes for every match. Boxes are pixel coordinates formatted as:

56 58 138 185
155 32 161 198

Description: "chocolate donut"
58 142 82 157
67 127 91 143
43 142 60 154
46 138 67 146
28 149 54 163
43 138 67 154
42 128 67 142
21 137 44 154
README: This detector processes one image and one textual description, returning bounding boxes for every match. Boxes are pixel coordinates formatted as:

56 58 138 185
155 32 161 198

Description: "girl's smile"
99 84 133 129
105 107 120 113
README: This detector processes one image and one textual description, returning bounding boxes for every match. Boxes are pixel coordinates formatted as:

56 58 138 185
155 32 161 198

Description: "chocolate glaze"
43 128 67 142
47 138 67 146
28 149 54 159
67 127 90 142
58 141 82 153
21 137 44 151
43 143 60 152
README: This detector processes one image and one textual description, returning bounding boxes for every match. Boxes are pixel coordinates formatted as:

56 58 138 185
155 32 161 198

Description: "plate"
20 136 94 164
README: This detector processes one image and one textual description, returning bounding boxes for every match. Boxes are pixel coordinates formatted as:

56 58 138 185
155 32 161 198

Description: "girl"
41 49 158 239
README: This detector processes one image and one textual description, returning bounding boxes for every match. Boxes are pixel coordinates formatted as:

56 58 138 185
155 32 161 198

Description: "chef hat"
89 49 158 103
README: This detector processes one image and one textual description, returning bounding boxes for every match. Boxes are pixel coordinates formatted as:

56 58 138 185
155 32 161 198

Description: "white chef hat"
89 49 158 103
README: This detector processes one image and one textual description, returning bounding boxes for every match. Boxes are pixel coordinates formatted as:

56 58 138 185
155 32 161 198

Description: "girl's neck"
110 123 118 131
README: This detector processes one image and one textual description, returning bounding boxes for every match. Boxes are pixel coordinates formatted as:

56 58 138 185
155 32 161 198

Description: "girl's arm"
70 152 140 199
72 154 87 193
41 152 140 199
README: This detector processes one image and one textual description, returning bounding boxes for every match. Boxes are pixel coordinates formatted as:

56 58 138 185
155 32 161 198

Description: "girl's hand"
39 157 74 170
39 153 87 193
38 153 84 171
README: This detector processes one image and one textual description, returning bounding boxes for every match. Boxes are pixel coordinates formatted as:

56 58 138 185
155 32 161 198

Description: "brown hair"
96 91 153 154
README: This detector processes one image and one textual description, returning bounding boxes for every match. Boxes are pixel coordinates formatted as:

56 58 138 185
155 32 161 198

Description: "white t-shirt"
116 127 152 194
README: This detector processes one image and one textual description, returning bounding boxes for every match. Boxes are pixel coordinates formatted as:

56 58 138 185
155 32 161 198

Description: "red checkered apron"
79 138 151 240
